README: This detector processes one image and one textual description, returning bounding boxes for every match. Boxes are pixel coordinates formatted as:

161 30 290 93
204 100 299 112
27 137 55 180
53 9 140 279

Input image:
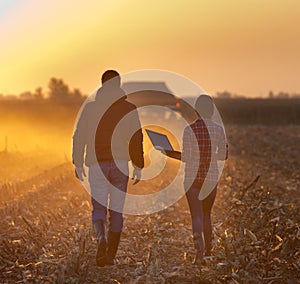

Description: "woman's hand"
156 148 182 160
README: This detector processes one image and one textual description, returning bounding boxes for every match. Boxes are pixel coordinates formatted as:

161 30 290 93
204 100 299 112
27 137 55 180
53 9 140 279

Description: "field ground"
0 125 299 283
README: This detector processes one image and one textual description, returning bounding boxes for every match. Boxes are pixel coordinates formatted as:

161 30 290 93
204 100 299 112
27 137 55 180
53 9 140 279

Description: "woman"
163 95 228 264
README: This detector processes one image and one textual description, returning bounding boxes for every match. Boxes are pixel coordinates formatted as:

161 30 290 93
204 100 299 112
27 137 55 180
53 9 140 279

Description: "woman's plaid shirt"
182 118 228 184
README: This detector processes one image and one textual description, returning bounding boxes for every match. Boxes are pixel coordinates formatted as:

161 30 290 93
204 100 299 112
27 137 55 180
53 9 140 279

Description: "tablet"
145 129 174 151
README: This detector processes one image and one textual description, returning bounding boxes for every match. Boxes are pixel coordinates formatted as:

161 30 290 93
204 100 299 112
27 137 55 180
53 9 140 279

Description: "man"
72 70 144 266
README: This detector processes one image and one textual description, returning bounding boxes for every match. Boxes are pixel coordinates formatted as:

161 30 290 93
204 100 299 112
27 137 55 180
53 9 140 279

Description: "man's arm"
72 105 88 180
128 108 144 169
129 130 144 169
128 108 144 185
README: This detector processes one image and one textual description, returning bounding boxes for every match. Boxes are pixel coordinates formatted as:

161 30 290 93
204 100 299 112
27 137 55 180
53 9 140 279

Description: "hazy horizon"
1 77 298 99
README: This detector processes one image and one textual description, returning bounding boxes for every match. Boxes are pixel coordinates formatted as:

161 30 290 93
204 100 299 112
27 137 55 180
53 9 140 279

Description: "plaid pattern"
182 118 228 184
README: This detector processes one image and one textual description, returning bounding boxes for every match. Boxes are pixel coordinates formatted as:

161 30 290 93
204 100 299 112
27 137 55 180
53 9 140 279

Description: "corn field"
0 125 299 283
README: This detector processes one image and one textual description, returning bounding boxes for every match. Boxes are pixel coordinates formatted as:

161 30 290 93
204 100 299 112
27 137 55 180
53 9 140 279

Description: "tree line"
0 78 86 102
216 90 300 99
1 79 299 101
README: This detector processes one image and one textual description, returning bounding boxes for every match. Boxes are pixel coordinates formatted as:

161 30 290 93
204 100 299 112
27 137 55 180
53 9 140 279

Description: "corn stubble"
0 125 299 283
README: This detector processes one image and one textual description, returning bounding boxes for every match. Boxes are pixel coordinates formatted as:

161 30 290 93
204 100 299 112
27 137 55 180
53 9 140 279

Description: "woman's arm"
217 127 228 161
157 126 192 161
181 126 193 163
164 150 181 160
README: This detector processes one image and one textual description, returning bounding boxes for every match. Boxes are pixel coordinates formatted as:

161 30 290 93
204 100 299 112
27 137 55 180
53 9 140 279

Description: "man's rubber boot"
94 220 107 267
106 231 121 265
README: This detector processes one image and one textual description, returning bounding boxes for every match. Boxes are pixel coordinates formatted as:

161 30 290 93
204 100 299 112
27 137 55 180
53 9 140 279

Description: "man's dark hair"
101 70 120 86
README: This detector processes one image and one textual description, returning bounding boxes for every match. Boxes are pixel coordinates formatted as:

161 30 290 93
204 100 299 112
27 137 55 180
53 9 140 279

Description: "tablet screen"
145 129 174 151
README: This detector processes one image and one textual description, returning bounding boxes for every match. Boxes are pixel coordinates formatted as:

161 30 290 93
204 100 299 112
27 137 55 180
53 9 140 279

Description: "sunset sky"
1 0 300 97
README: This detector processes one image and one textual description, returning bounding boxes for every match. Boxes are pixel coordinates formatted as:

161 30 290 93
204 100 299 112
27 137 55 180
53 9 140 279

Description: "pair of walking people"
72 70 228 267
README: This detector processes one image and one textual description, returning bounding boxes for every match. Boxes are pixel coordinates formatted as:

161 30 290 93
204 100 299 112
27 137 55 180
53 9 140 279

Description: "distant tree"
268 91 274 98
19 91 33 100
48 78 70 101
71 88 83 100
216 91 232 99
233 94 246 99
291 93 300 98
34 87 44 100
277 92 289 99
5 95 17 100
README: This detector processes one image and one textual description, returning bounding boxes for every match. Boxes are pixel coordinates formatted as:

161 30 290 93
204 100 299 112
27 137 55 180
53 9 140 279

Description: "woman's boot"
204 232 213 256
192 232 204 265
